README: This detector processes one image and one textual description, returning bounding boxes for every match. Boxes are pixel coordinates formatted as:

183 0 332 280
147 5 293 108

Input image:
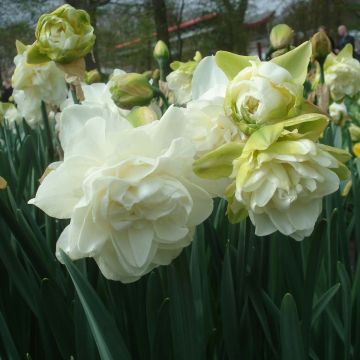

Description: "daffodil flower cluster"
25 7 350 283
193 41 350 241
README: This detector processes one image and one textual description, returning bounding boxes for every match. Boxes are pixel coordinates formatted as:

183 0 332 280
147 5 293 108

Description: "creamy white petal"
192 56 228 101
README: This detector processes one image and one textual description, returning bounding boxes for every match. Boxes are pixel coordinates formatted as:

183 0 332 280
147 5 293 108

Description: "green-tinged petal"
298 100 324 115
224 182 248 223
170 60 182 71
267 140 314 156
26 42 50 64
281 113 328 141
242 123 284 154
193 51 202 62
271 41 312 84
193 142 244 179
332 162 350 180
337 43 353 61
15 40 27 55
215 51 257 79
318 144 351 163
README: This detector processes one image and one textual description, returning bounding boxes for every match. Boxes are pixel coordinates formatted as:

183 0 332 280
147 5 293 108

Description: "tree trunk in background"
66 0 110 74
151 0 172 61
220 0 249 54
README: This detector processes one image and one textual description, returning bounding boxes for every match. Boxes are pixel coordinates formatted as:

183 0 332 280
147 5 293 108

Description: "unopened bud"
311 31 331 63
152 69 160 81
349 124 360 142
153 40 170 63
127 106 158 127
270 24 294 49
84 69 101 84
142 70 153 80
109 73 154 109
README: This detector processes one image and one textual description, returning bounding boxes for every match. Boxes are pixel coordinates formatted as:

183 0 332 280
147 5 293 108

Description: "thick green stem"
158 58 168 82
319 61 325 85
153 87 169 110
41 101 54 162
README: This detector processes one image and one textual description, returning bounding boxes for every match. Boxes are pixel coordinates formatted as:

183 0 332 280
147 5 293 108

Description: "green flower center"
244 96 260 114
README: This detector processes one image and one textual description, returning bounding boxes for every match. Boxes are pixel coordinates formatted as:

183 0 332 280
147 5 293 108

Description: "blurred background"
0 0 359 79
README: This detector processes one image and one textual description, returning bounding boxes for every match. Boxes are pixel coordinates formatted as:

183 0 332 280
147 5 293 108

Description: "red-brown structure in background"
115 11 275 50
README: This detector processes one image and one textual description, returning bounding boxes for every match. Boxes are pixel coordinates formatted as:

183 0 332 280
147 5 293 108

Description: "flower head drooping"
27 4 96 64
11 41 67 127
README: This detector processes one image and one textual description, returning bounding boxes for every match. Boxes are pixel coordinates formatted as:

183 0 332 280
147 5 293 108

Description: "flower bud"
152 69 160 81
349 124 360 142
311 31 331 63
109 73 154 109
153 40 170 63
127 106 158 127
27 4 96 64
270 24 294 49
142 70 153 80
84 69 101 84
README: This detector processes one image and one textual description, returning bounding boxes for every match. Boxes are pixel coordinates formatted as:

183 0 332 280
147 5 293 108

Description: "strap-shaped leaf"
61 251 131 360
280 293 305 360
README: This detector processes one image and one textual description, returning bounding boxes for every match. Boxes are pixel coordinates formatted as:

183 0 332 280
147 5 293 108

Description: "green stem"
153 88 169 110
41 101 54 162
158 59 168 82
319 61 325 85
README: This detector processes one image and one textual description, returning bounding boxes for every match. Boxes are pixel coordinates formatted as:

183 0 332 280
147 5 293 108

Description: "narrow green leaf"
337 262 352 360
41 279 75 359
61 251 131 360
0 310 21 360
312 283 341 325
167 253 202 360
280 293 305 360
16 135 33 199
221 245 241 359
